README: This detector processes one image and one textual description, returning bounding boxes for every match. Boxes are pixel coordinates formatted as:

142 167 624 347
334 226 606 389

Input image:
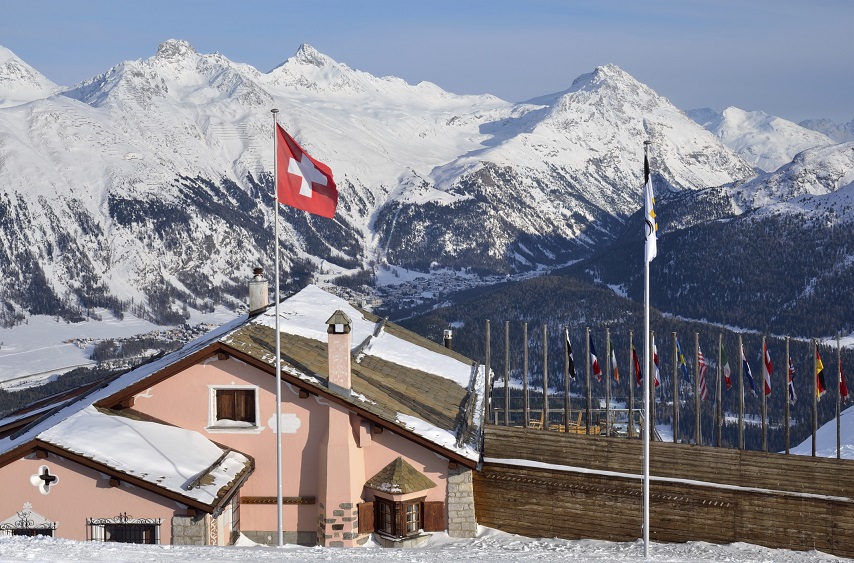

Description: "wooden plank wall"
475 425 854 558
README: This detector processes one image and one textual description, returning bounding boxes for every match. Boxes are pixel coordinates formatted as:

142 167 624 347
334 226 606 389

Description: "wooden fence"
475 424 854 558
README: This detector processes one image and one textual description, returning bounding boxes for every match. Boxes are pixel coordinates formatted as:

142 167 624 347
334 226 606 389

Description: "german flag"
816 348 827 399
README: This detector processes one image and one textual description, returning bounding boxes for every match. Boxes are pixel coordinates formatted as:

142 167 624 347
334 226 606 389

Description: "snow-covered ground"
0 308 236 386
0 526 846 563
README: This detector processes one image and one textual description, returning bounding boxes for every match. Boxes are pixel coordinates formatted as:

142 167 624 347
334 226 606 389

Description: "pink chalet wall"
361 424 450 505
0 453 181 543
127 354 456 541
128 355 330 535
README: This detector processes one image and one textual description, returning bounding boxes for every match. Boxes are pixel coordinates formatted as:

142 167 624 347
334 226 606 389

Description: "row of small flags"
563 330 850 404
276 122 851 408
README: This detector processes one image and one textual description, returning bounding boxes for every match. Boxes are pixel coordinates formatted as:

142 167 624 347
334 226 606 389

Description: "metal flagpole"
672 332 678 443
642 140 652 558
505 321 510 426
543 324 549 429
605 327 611 437
838 334 842 460
695 332 700 445
271 108 284 547
738 334 744 450
762 336 768 452
629 330 635 438
565 326 570 430
523 322 529 427
586 327 592 435
813 338 817 457
785 336 790 454
716 334 722 447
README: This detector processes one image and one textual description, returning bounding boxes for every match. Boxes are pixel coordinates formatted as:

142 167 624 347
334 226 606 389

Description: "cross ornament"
30 465 59 495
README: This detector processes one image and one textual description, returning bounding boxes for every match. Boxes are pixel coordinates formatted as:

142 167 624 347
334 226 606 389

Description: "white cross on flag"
276 125 337 218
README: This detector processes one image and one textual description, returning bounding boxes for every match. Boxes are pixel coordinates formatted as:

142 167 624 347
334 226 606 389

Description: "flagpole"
504 321 510 426
738 335 744 449
812 338 817 457
564 326 570 431
642 140 652 559
629 330 635 439
523 322 529 427
785 336 790 454
586 327 592 435
605 327 611 436
762 336 767 452
672 333 678 444
543 324 549 429
716 334 722 448
271 108 284 547
695 332 700 445
837 333 842 460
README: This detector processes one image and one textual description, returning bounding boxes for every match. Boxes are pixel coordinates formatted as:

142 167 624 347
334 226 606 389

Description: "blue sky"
2 0 852 123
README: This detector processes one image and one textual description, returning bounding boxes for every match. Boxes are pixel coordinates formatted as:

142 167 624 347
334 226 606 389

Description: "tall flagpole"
642 139 652 558
271 108 284 547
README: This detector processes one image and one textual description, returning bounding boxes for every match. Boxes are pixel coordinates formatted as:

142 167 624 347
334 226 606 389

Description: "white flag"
644 153 657 263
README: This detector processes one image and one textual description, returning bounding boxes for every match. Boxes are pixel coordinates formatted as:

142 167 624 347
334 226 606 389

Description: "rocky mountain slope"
0 39 850 330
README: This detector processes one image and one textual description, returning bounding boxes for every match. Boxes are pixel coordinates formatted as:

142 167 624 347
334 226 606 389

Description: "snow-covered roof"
221 285 488 463
250 285 474 387
39 406 251 506
0 316 252 510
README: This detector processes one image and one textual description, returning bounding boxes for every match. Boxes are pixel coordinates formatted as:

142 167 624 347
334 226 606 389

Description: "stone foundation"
171 514 207 545
447 465 477 537
317 501 367 546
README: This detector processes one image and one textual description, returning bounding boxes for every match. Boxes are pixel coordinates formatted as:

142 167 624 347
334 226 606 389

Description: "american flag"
698 345 709 401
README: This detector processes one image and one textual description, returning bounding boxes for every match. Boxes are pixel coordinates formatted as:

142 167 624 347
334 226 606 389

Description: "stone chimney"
248 268 268 314
325 310 352 396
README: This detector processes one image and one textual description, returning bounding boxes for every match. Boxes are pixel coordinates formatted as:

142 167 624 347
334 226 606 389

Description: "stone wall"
317 501 369 547
171 514 207 545
446 465 477 538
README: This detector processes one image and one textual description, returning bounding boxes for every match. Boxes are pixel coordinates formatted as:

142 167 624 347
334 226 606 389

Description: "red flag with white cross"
275 125 337 218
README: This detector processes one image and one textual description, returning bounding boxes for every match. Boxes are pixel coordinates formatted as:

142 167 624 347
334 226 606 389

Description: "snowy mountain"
731 141 854 210
0 46 60 107
0 39 821 328
688 107 835 173
800 117 854 143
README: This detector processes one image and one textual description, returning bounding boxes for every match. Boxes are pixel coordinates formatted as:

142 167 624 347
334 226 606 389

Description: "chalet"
0 277 488 547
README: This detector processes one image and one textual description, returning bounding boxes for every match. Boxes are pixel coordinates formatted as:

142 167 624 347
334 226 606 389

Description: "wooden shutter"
358 502 374 534
422 501 445 532
235 390 255 423
217 389 235 420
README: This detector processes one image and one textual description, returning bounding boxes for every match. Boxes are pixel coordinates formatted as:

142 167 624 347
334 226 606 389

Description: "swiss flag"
276 125 337 218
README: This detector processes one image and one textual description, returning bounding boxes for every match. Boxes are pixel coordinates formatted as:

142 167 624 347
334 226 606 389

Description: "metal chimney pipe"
248 267 269 314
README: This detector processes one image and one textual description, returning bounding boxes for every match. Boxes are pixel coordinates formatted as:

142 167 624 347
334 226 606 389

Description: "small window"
209 386 259 430
87 514 161 544
374 497 424 539
405 502 419 534
1 503 56 537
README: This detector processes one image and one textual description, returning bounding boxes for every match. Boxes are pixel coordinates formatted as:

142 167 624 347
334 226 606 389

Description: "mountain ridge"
0 40 851 332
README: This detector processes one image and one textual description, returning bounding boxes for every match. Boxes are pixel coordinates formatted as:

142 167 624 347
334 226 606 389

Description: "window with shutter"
210 387 259 430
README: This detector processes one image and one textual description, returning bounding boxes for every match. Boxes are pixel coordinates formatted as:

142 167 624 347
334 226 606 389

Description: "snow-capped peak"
292 43 332 68
687 106 835 172
569 63 644 92
0 44 60 107
154 38 198 61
